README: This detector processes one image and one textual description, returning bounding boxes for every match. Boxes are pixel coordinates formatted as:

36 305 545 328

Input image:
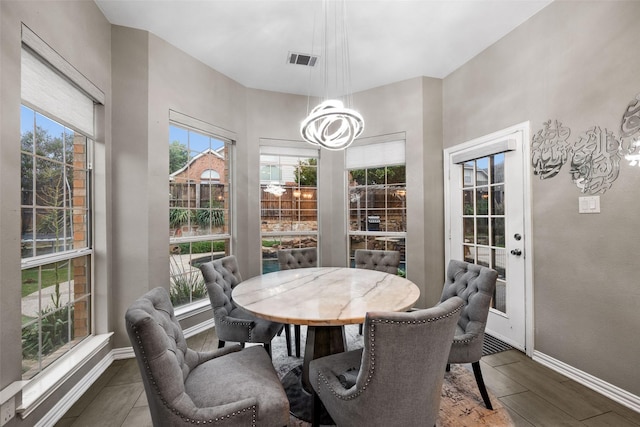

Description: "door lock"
510 249 522 256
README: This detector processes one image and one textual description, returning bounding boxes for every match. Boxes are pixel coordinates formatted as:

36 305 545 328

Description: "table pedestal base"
282 365 333 425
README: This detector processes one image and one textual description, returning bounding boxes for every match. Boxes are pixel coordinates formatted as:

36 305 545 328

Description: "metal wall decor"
531 92 640 194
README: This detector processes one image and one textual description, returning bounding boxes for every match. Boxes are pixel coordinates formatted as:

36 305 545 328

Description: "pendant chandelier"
300 0 364 151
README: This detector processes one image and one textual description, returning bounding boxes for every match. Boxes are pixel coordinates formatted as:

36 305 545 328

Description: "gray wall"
443 1 640 396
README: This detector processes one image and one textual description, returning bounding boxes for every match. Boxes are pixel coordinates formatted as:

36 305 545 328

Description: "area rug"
270 325 513 427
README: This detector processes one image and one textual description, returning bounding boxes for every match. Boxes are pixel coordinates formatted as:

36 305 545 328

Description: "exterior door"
444 123 532 352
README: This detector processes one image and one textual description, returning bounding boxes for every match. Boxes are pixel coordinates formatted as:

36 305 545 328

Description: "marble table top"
232 267 420 326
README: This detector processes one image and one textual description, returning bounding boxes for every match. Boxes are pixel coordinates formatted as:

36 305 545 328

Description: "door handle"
510 249 522 256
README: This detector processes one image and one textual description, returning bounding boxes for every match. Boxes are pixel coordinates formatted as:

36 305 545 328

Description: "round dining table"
232 266 420 422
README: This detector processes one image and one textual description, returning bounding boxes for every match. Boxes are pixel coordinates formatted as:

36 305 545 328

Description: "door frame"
443 121 534 357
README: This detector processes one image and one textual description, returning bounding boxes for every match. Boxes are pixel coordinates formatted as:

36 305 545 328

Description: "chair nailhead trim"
316 303 463 401
130 324 258 426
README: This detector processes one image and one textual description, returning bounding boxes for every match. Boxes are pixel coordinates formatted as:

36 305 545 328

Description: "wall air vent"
287 52 318 67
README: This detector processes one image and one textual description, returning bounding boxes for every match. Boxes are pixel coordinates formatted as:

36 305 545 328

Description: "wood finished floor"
55 327 640 427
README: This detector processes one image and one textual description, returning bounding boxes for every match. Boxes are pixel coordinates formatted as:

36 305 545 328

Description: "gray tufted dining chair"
309 297 464 427
125 287 290 427
440 259 499 410
200 255 283 357
277 247 318 357
354 249 400 274
354 249 401 334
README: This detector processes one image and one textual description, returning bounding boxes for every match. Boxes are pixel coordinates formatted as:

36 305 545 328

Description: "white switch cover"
0 396 15 427
578 196 600 213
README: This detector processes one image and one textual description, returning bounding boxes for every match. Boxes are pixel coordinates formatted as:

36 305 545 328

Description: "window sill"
174 298 211 321
18 333 112 419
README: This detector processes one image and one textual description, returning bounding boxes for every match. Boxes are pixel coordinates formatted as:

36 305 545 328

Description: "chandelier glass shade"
301 0 364 150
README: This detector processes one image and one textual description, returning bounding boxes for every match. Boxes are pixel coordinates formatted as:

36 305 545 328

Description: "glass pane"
21 153 34 205
492 184 505 215
491 153 505 184
169 252 207 306
476 187 489 215
349 208 363 231
366 167 385 185
35 208 68 256
476 217 489 246
493 248 507 280
296 158 317 185
494 279 507 313
492 217 505 248
388 209 406 232
365 211 383 232
349 169 366 186
463 217 475 244
35 113 65 161
71 295 91 344
64 130 77 166
463 189 474 215
475 158 489 186
349 235 366 263
35 158 65 207
463 245 475 264
21 208 35 258
477 246 490 268
463 161 474 188
368 186 386 210
386 165 406 184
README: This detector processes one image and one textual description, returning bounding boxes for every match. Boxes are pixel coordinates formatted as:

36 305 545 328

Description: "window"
346 140 406 274
169 123 232 306
260 145 319 273
19 29 103 380
20 107 93 380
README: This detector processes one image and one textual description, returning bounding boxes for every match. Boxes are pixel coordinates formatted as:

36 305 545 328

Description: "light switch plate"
578 196 600 214
0 396 15 427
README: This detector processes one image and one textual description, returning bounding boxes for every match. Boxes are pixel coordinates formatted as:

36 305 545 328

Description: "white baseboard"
533 350 640 414
35 351 114 427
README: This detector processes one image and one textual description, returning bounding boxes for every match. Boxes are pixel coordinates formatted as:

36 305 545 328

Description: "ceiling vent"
287 52 318 67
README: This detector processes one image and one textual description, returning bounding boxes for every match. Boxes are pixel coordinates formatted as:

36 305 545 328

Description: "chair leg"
311 390 322 427
445 363 450 372
294 325 301 358
358 323 363 335
217 340 225 349
264 343 272 359
472 361 493 410
284 325 293 357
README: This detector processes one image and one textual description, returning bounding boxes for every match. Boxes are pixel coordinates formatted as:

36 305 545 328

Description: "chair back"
354 249 400 274
277 247 317 270
199 255 242 323
439 259 498 362
344 297 463 426
125 287 200 426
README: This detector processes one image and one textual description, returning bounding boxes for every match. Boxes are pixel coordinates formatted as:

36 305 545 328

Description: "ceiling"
95 0 553 96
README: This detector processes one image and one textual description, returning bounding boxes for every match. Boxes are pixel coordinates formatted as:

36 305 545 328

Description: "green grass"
21 264 69 297
262 239 281 248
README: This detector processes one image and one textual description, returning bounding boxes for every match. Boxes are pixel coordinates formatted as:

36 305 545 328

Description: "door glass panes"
460 154 507 313
260 153 318 273
169 124 231 307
